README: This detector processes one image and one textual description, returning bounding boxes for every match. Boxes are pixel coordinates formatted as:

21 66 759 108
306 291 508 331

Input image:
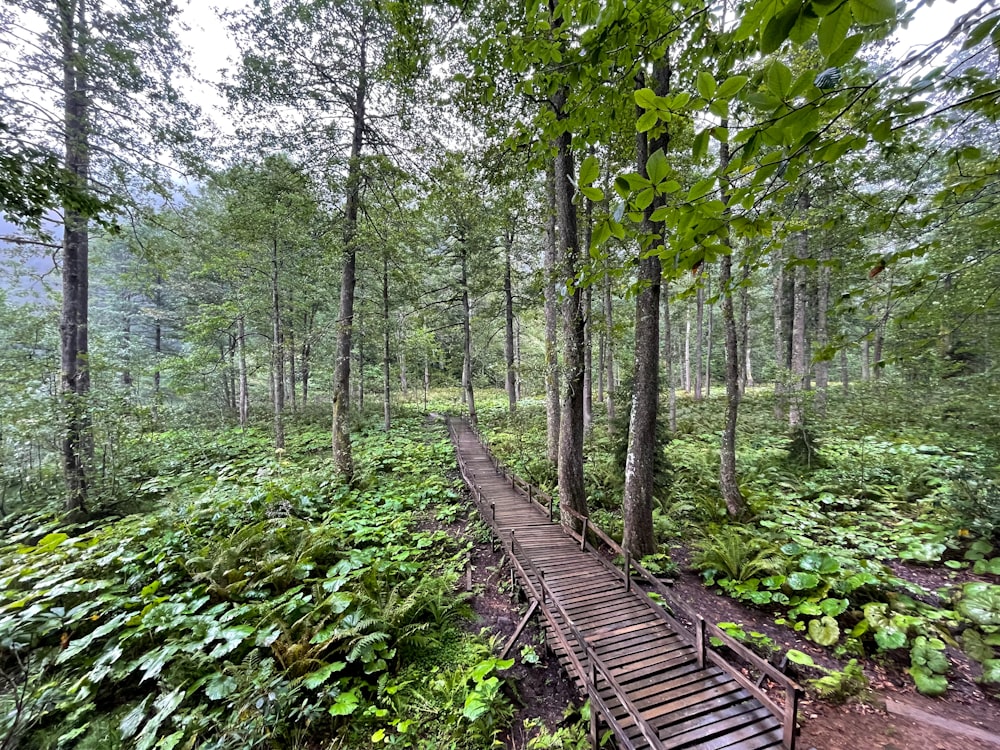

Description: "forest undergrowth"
476 378 1000 706
0 412 555 750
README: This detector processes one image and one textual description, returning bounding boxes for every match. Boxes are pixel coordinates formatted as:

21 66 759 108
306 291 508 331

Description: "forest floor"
451 500 1000 749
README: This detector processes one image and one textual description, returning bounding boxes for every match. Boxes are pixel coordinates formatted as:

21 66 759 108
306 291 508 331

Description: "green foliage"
0 418 512 749
785 650 870 703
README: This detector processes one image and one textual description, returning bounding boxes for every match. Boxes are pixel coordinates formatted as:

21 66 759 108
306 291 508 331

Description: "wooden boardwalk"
448 418 800 750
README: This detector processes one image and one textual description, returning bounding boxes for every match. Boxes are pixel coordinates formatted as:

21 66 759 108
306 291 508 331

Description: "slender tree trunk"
815 244 831 414
623 64 667 558
331 24 367 480
717 127 746 518
544 163 561 462
694 277 704 401
301 308 314 407
288 325 297 414
504 228 517 415
423 351 429 411
597 322 605 406
773 251 787 421
271 239 285 449
684 302 691 392
788 190 811 429
461 244 477 426
554 127 588 529
221 342 233 410
840 348 849 396
238 314 249 428
705 270 713 398
664 281 676 433
382 253 391 431
357 325 365 412
873 323 885 379
739 252 753 395
515 317 522 401
583 198 593 433
603 260 615 427
60 0 92 513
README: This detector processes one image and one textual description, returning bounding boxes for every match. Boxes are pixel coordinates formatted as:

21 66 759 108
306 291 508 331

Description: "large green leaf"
787 571 820 590
807 615 841 646
958 583 1000 627
849 0 895 26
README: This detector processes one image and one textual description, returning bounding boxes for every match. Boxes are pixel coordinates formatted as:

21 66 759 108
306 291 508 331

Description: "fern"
693 526 784 582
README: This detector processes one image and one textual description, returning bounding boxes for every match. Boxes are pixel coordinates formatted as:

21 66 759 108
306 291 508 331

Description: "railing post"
539 569 546 605
580 517 589 551
528 485 532 504
784 685 799 750
548 496 553 521
624 551 631 592
696 617 706 669
491 502 495 521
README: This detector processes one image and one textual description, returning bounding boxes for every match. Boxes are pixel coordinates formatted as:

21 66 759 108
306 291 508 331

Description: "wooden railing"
449 418 801 750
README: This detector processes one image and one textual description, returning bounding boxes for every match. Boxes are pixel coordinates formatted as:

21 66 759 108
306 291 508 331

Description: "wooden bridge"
447 418 801 750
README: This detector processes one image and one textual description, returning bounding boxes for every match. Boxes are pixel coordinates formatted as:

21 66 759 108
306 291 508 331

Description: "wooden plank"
690 717 784 750
656 698 762 743
662 706 774 748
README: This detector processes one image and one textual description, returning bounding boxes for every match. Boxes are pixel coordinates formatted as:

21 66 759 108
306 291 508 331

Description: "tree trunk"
739 253 753 395
862 338 871 381
717 128 746 518
271 239 285 450
664 280 676 433
705 270 713 398
301 307 315 407
772 250 787 420
332 24 367 481
382 253 391 431
840 348 849 396
684 302 691 392
60 0 92 513
238 314 249 428
288 324 297 414
694 279 704 401
504 227 517 415
873 323 885 379
815 243 831 414
461 243 477 426
544 162 561 462
603 258 615 427
554 128 588 529
788 190 811 429
623 64 667 559
583 198 593 433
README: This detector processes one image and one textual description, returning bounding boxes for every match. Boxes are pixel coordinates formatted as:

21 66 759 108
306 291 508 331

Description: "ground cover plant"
0 414 518 749
474 381 1000 703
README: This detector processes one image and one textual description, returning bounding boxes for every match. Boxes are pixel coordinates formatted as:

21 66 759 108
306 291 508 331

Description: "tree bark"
504 226 517 415
603 258 615 427
238 314 249 428
862 338 871 381
664 280 677 433
840 348 849 396
738 252 753 395
684 301 691 392
331 23 367 481
461 242 477 427
873 323 884 379
815 243 831 414
788 190 811 429
271 238 285 449
60 0 92 513
544 162 561 462
772 249 787 421
694 279 704 401
717 127 746 518
554 128 588 529
705 270 713 398
382 252 391 431
583 198 593 433
623 64 667 559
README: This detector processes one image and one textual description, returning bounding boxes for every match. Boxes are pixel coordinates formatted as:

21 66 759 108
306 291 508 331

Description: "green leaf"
697 71 717 100
808 615 841 646
874 627 907 651
205 673 237 701
762 3 800 54
303 661 346 689
646 148 668 184
980 659 1000 684
716 75 750 100
850 0 895 26
120 696 151 739
636 109 659 133
909 666 948 696
687 177 715 201
788 571 820 590
767 61 793 98
329 688 360 716
692 130 709 161
818 4 851 56
799 552 840 574
634 187 654 210
829 33 865 66
580 186 605 202
958 584 1000 627
820 598 849 617
634 87 657 109
579 155 600 186
785 648 817 667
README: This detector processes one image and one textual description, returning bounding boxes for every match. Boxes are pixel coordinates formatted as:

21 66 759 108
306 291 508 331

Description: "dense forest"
1 0 999 747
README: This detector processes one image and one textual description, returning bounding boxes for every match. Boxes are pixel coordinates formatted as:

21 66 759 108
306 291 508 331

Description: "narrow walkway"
449 418 797 750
